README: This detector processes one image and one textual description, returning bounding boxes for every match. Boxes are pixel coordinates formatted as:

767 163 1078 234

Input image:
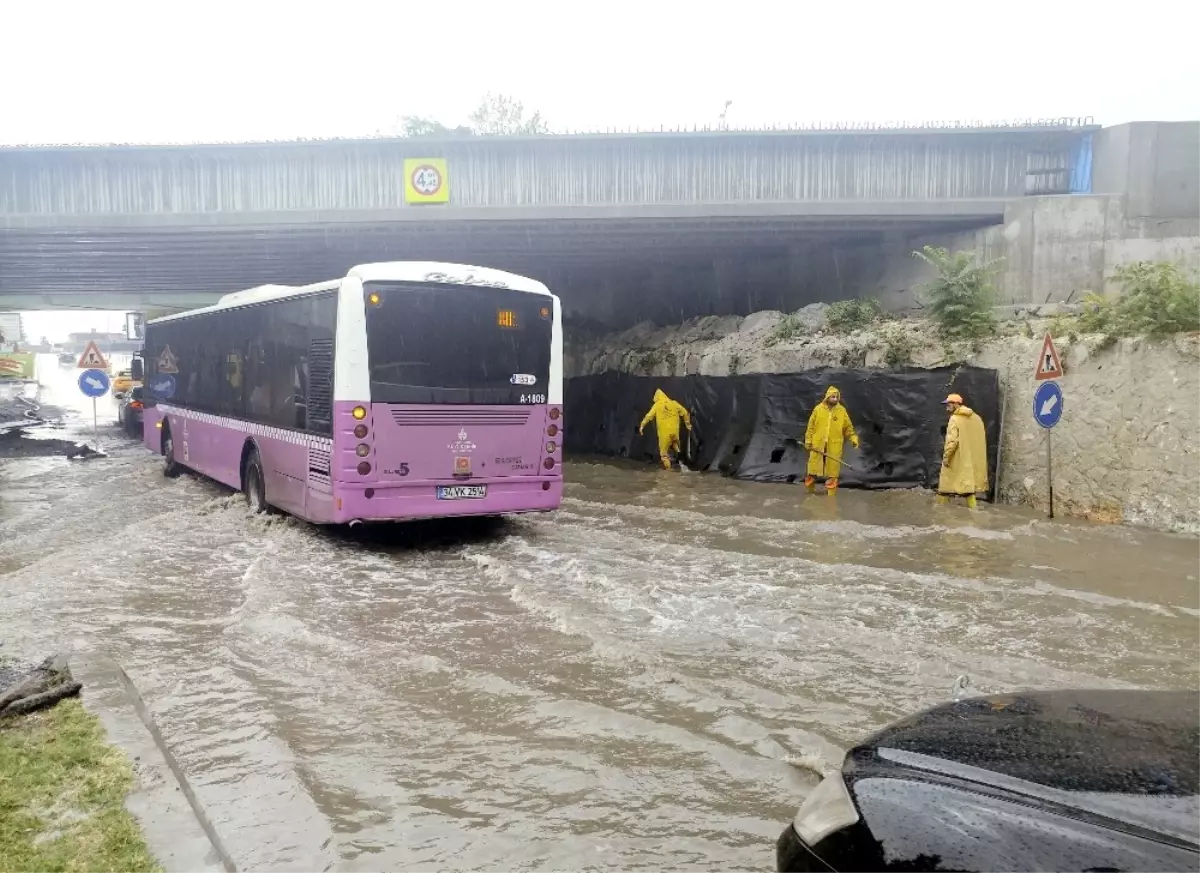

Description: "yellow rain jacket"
640 389 692 466
939 406 989 495
805 386 859 478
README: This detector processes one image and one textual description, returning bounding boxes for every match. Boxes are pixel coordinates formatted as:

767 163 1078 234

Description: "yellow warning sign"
403 158 450 204
76 340 108 370
157 345 179 374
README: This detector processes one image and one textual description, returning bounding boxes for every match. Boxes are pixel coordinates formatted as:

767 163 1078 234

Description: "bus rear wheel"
244 449 268 514
162 426 181 478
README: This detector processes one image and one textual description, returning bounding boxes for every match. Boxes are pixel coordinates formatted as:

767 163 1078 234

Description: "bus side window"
246 337 271 422
293 357 309 431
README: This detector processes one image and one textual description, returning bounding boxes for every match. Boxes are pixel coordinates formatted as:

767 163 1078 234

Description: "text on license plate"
437 485 488 500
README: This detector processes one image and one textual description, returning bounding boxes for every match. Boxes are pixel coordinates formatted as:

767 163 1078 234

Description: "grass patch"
825 298 884 334
764 311 809 347
0 698 159 873
877 322 917 367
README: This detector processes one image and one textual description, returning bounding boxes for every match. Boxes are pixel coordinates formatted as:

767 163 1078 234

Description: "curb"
69 653 236 873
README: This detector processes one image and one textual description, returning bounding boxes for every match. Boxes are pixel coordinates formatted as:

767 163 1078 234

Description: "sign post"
1033 334 1065 519
78 368 111 448
76 341 111 449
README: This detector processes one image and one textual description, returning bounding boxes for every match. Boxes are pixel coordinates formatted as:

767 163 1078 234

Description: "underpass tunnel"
0 215 998 329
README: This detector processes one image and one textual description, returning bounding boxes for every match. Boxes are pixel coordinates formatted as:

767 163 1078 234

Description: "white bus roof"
148 262 551 325
350 262 551 296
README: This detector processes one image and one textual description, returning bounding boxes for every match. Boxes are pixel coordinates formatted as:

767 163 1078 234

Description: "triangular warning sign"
157 345 179 374
1034 333 1064 381
76 340 108 370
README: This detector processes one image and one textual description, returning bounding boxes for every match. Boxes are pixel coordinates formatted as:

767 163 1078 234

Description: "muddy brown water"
1 359 1197 871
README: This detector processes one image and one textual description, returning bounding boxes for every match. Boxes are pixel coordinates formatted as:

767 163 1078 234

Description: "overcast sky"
3 0 1197 147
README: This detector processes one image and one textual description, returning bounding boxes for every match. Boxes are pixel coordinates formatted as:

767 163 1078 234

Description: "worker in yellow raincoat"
938 393 989 508
804 386 859 493
639 388 692 469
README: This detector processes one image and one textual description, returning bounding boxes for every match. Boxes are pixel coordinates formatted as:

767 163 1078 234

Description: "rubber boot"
966 494 978 510
935 494 950 505
825 478 838 495
804 475 816 493
660 455 672 470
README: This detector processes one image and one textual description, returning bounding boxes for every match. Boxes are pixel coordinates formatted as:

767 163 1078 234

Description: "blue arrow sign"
150 373 176 399
78 368 111 398
1033 380 1064 429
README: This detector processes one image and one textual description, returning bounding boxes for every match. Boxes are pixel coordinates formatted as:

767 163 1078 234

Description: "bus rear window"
364 283 553 405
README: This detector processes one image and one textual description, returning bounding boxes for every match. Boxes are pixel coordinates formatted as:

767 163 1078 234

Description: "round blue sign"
78 368 111 398
150 373 176 400
1033 380 1064 429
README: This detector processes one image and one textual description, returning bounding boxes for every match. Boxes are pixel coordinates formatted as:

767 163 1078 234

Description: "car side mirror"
131 358 144 381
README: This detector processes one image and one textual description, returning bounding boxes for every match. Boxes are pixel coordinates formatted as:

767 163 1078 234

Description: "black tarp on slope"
564 367 1001 494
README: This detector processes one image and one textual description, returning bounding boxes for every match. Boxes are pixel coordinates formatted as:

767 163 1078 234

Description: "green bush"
1076 292 1111 334
765 312 808 347
826 298 884 334
878 322 917 367
1112 261 1198 334
913 245 1002 341
1075 262 1199 345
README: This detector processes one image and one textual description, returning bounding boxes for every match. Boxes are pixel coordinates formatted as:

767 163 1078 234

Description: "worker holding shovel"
804 386 859 494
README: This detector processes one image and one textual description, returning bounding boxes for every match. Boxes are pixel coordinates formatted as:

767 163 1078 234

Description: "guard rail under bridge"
0 121 1096 308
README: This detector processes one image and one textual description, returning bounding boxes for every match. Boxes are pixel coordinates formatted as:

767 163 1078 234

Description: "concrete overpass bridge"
4 119 1188 327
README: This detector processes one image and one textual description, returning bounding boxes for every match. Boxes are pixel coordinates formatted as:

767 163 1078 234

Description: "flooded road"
2 359 1197 871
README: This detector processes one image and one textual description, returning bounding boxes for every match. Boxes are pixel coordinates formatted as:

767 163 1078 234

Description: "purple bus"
139 262 563 523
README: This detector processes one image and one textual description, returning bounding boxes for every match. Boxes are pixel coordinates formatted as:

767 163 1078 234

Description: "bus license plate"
437 485 487 500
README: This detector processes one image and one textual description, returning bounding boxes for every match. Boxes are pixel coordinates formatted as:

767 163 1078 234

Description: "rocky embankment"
567 307 1200 534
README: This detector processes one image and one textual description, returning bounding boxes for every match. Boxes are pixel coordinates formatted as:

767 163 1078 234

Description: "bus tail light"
543 457 555 470
549 407 561 421
546 424 558 437
352 406 367 420
545 441 556 454
353 424 368 439
355 444 370 457
357 461 371 475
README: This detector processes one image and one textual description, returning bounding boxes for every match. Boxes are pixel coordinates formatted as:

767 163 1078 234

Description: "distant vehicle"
58 352 76 366
117 386 144 436
112 369 139 396
777 689 1199 872
140 262 563 523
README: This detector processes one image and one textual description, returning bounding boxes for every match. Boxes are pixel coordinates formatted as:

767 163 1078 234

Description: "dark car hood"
847 690 1199 843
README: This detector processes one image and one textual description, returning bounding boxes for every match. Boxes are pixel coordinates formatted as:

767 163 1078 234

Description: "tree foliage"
913 245 1002 341
468 93 548 136
398 93 548 138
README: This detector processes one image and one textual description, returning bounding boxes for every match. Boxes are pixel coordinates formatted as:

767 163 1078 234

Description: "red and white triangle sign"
1034 333 1063 381
76 340 108 370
